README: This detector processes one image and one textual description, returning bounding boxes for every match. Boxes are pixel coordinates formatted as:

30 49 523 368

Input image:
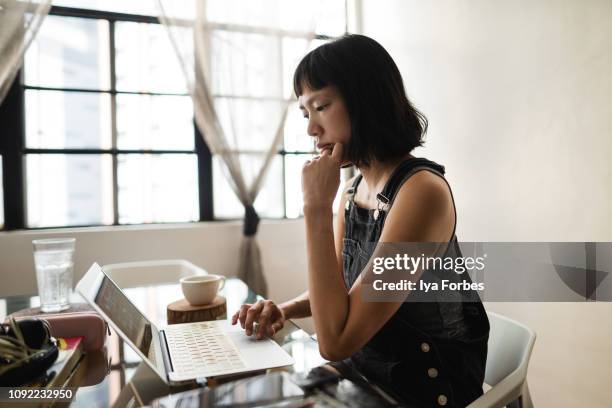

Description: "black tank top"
342 158 489 407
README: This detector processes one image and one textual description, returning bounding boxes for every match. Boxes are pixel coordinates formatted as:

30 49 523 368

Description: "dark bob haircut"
293 34 427 167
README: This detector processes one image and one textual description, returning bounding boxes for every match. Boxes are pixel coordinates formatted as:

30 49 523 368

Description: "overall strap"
378 158 446 206
376 158 457 241
345 159 442 205
343 174 363 238
345 174 362 203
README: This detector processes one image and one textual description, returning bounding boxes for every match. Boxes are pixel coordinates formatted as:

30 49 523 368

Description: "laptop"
76 263 294 384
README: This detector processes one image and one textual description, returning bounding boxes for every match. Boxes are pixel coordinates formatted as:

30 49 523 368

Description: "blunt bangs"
293 46 334 96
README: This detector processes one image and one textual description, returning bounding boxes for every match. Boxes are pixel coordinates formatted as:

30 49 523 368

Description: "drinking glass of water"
32 238 76 313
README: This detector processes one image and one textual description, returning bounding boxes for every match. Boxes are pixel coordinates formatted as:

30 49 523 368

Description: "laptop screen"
94 276 156 362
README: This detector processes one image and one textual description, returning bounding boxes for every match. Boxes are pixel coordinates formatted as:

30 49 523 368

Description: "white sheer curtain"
157 0 319 296
0 0 51 103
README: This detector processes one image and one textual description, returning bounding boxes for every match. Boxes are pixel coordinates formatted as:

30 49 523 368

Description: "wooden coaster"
167 296 227 325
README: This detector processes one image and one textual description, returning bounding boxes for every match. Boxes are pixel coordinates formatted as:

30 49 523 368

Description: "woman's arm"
279 291 311 319
303 145 454 361
232 173 355 338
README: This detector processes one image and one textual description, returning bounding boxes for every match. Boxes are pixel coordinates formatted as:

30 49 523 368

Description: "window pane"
215 98 286 151
285 154 347 218
117 154 199 224
213 155 283 218
26 154 113 227
313 0 346 36
25 90 111 149
116 94 194 151
115 22 188 94
284 154 312 218
24 15 110 90
210 30 282 99
284 101 314 152
282 38 309 98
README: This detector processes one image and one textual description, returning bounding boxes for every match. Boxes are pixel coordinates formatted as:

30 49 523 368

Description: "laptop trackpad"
225 324 295 370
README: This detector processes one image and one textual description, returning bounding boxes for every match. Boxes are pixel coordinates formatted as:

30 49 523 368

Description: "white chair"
103 259 207 288
467 312 537 408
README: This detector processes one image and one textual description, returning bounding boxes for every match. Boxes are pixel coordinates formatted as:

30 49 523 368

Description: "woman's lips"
316 143 334 152
315 142 352 167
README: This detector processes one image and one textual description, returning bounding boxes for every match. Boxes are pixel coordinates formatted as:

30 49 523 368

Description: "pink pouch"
10 304 109 352
41 312 108 352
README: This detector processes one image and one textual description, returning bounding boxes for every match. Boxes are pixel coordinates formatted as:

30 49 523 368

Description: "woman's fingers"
244 301 264 336
256 301 275 339
331 143 343 162
234 301 285 339
237 304 252 328
232 304 251 325
270 321 284 336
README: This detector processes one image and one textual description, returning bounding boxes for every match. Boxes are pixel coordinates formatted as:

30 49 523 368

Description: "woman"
232 34 489 407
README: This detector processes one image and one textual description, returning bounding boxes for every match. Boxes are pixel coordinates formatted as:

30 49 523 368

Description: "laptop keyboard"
164 321 246 377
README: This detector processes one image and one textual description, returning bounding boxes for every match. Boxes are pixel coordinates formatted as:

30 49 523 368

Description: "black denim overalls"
341 158 490 407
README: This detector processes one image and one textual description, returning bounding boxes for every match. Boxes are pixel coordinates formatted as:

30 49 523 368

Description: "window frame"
0 5 213 230
0 4 348 230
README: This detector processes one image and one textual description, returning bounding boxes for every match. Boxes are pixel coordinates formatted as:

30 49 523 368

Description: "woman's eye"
301 103 328 118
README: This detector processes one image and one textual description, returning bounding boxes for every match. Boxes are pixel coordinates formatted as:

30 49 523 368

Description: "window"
0 2 350 229
1 5 202 229
206 0 350 219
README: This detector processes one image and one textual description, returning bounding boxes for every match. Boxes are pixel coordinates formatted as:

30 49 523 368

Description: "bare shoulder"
381 170 454 242
397 169 452 209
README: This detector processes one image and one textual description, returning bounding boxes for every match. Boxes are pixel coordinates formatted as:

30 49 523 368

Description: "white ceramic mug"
180 274 225 306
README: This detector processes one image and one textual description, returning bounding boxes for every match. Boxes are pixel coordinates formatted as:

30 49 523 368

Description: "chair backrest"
485 311 537 386
103 259 207 288
467 312 537 408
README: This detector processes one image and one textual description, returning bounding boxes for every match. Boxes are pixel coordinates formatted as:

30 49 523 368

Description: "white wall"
362 0 612 242
0 222 241 297
0 220 310 301
360 0 612 406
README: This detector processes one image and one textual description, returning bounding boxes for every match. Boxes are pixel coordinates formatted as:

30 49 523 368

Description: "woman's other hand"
231 300 286 340
302 143 344 211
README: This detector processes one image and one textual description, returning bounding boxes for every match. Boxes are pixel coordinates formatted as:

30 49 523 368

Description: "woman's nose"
307 118 321 137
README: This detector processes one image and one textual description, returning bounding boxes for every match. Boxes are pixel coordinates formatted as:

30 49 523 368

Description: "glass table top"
0 278 325 407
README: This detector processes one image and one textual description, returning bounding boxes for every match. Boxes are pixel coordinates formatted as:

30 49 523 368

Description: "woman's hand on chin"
302 143 344 212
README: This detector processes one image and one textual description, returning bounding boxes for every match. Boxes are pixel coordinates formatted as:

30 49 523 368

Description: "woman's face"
298 85 351 155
